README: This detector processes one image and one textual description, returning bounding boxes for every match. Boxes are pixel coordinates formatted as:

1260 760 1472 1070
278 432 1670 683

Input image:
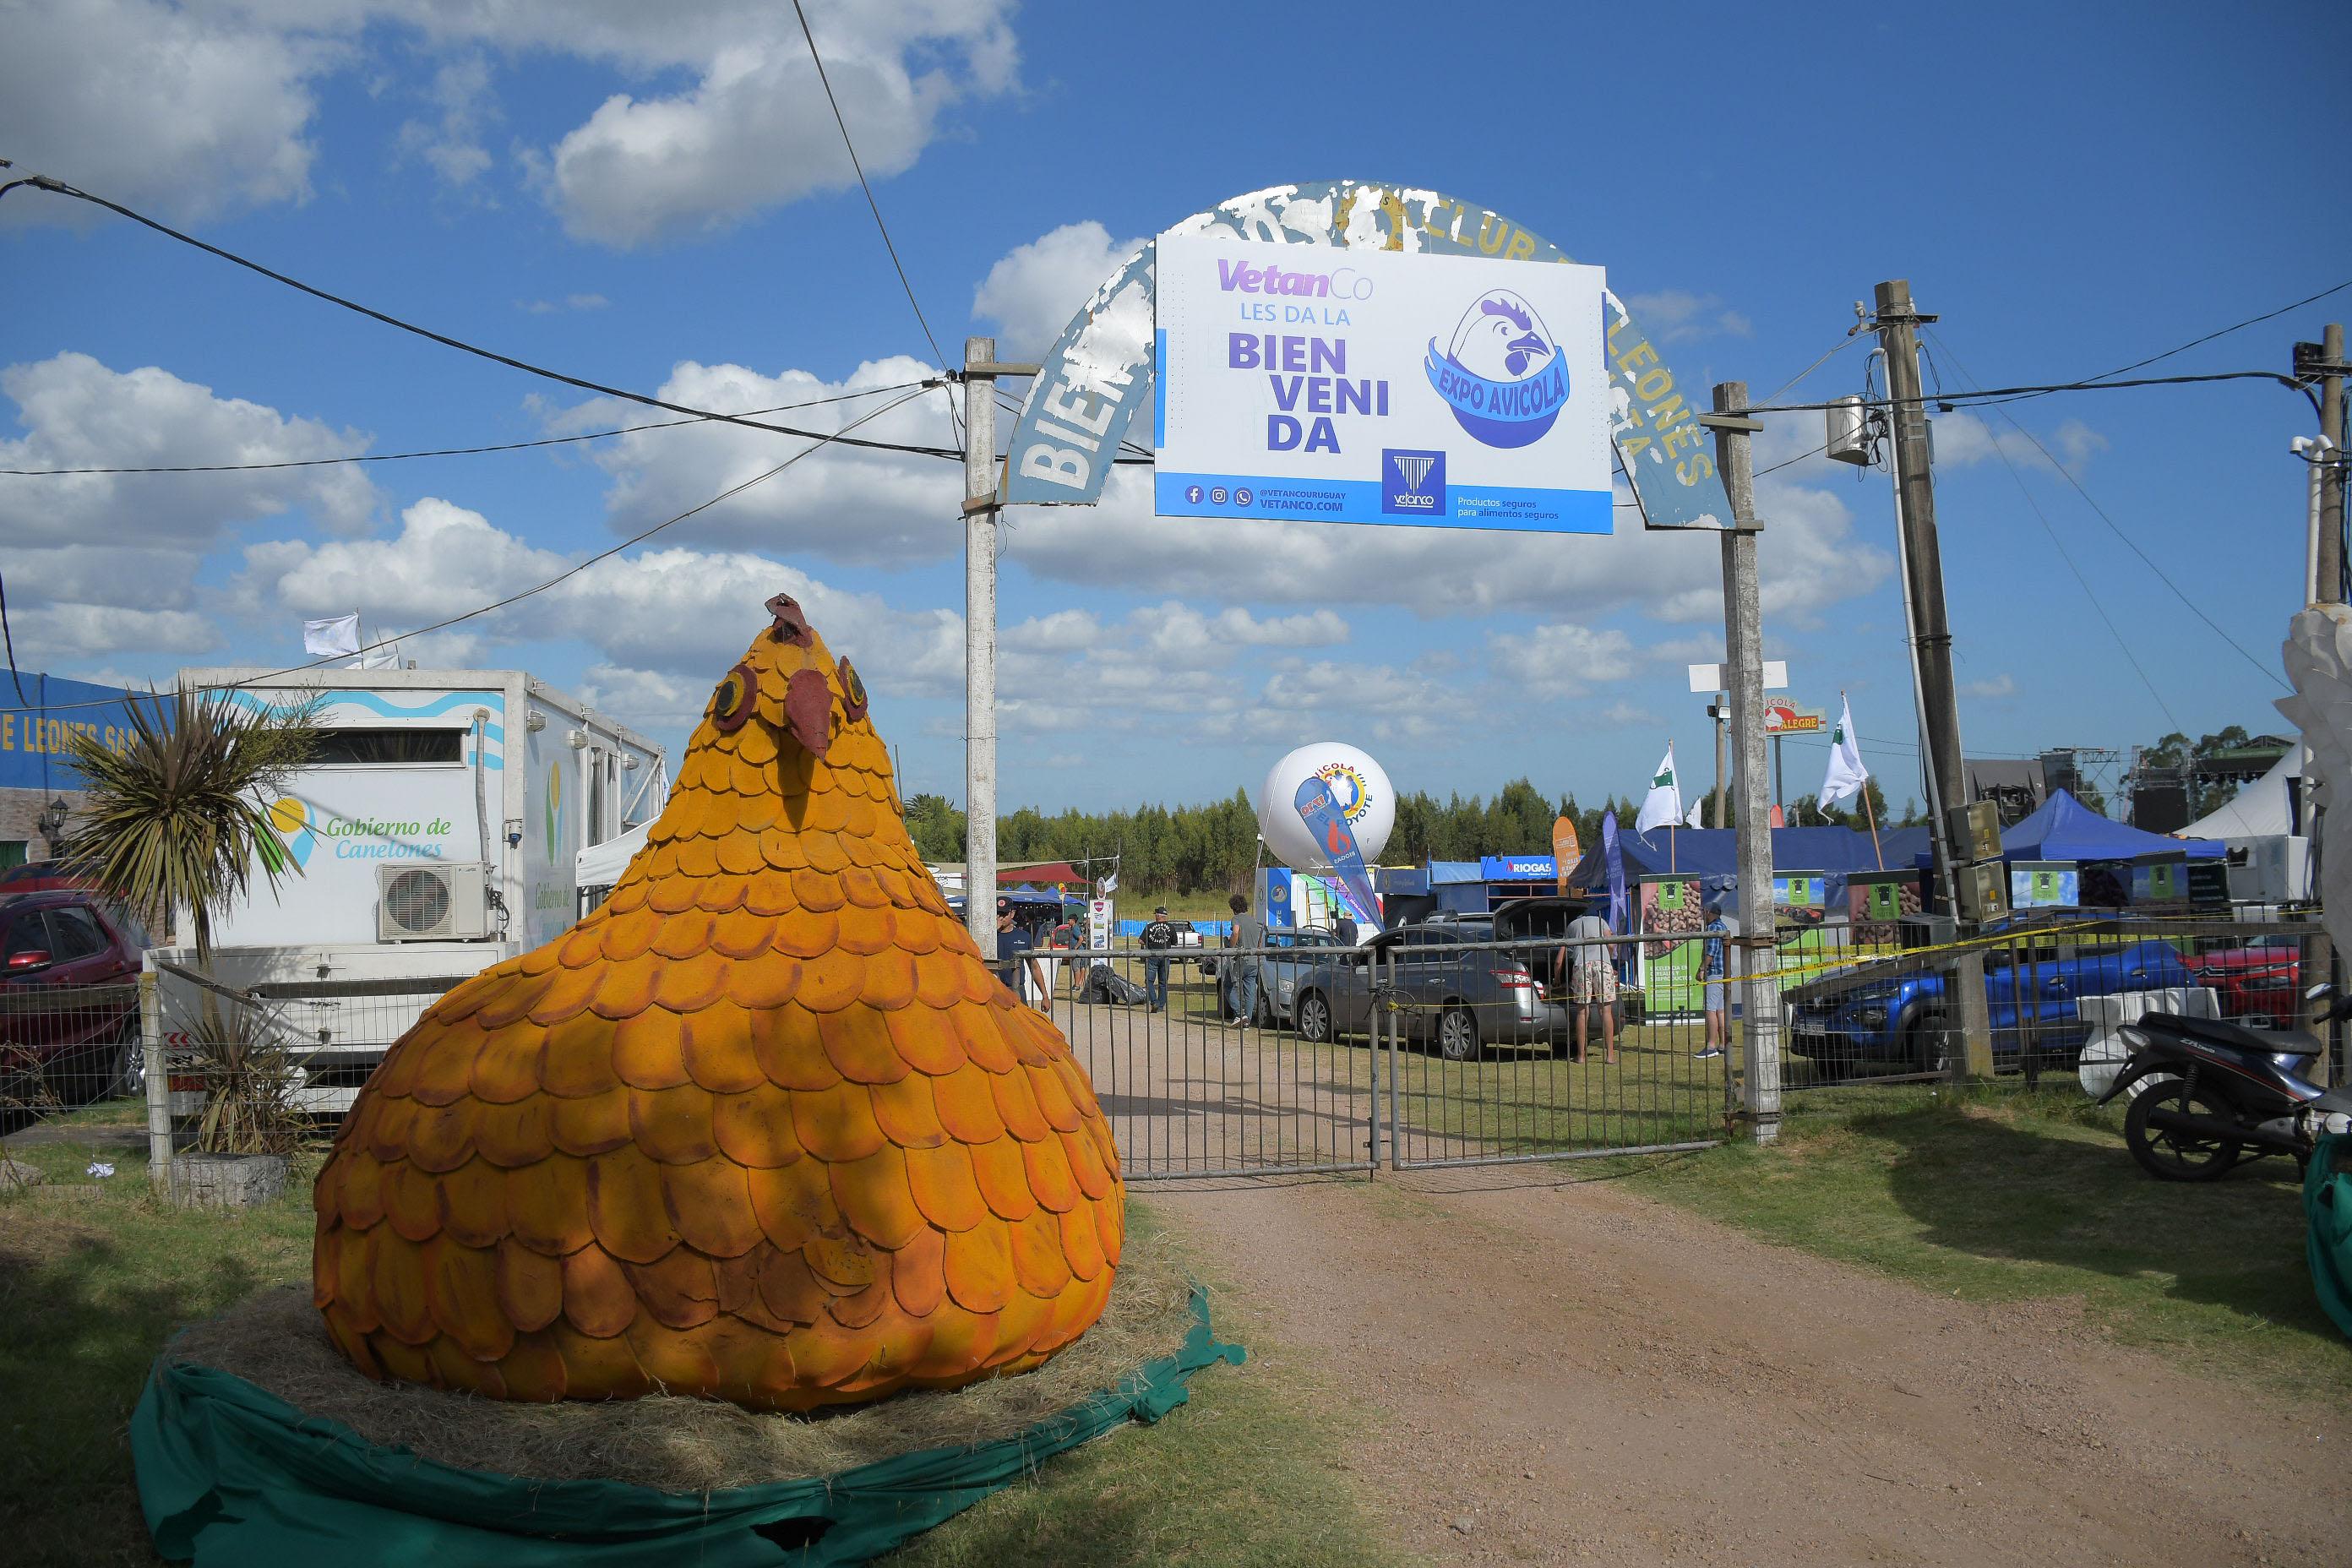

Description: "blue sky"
4 0 2348 825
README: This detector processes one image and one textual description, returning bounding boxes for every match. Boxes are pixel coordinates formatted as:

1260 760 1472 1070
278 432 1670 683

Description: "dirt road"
1152 1169 2345 1567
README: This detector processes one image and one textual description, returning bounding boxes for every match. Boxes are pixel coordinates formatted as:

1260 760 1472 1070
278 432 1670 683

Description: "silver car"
1249 926 1344 1026
1288 918 1571 1061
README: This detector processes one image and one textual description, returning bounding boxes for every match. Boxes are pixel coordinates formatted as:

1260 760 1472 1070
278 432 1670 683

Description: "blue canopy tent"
2000 788 2224 862
1560 824 1932 915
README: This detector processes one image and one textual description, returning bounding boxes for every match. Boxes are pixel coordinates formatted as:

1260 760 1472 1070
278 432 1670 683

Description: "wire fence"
7 915 2333 1200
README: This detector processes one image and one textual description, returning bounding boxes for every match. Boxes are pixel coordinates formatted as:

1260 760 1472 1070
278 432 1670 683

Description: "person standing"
1048 914 1083 997
1224 891 1266 1025
1141 904 1176 1013
993 896 1050 1010
1333 911 1359 947
1698 896 1736 1060
1560 906 1617 1065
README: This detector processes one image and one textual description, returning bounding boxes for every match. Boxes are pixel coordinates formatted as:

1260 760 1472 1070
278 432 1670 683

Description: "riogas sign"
1153 237 1610 533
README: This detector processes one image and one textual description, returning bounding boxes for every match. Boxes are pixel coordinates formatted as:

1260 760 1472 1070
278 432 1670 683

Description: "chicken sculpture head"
311 594 1124 1411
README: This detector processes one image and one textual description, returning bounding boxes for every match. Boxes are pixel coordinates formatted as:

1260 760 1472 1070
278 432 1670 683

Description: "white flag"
302 613 361 660
1819 695 1870 809
1098 871 1118 894
1686 798 1705 829
1636 744 1684 834
359 641 400 670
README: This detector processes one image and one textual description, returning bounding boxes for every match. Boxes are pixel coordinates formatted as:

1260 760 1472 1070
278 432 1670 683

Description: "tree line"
901 777 1928 900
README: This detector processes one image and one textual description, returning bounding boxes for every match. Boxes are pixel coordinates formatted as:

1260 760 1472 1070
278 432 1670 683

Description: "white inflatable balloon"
1258 743 1395 870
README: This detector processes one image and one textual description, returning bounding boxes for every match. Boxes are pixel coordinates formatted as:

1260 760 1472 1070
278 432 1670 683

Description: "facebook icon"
1184 484 1204 504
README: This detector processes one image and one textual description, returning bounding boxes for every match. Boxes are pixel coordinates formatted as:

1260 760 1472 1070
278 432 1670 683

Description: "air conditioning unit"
377 862 492 941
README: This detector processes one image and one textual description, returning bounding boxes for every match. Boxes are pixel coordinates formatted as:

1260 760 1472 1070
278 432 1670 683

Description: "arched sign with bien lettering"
1002 179 1733 531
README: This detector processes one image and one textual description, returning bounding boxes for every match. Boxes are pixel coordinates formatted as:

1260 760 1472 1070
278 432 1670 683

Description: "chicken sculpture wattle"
311 596 1124 1410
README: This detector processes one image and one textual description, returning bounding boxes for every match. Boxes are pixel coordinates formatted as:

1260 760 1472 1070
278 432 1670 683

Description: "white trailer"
157 666 667 1112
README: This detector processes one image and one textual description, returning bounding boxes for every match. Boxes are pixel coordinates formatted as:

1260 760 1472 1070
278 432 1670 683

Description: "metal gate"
1049 931 1724 1179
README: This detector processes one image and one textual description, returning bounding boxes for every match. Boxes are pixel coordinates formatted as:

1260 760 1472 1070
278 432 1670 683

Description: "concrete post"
963 337 999 960
1707 383 1779 1143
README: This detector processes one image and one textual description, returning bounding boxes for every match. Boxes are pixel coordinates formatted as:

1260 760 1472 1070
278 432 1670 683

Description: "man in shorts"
1699 898 1735 1060
1560 906 1617 1065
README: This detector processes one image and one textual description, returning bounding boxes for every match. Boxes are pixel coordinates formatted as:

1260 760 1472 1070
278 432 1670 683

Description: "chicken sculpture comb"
311 595 1124 1410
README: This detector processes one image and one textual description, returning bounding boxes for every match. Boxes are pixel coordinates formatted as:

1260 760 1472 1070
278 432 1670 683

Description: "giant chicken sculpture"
312 594 1124 1411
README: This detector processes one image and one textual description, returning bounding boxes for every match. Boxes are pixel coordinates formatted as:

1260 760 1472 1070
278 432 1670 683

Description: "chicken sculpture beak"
763 591 833 760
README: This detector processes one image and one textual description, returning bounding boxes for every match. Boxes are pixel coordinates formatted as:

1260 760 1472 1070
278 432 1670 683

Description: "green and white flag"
1636 743 1684 834
1819 695 1869 809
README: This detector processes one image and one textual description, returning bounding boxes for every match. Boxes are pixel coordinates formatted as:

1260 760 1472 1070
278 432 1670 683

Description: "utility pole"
2317 323 2345 606
962 337 1000 959
1710 693 1729 828
1872 280 1968 912
1702 383 1778 1144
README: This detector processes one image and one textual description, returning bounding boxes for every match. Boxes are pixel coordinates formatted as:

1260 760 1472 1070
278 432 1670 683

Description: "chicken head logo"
1424 288 1571 449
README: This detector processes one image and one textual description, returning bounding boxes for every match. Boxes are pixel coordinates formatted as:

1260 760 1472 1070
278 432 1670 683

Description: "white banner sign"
1086 897 1113 951
1152 234 1610 532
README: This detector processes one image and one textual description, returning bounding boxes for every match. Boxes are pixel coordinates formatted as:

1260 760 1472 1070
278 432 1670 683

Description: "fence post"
1373 950 1392 1170
140 963 171 1194
1952 946 1994 1083
1366 946 1383 1177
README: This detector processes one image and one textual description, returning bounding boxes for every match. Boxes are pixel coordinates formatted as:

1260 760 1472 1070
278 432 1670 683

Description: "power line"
1738 368 2316 419
0 172 964 462
13 386 931 712
1924 328 2289 693
0 382 939 476
1952 372 2184 732
789 0 959 444
2015 275 2352 406
1757 327 1867 407
0 570 29 705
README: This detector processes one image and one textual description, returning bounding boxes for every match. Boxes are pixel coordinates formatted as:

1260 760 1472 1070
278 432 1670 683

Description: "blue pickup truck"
1785 937 2196 1074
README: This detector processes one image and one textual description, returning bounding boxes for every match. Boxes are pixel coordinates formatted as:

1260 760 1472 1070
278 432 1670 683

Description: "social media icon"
1209 487 1228 505
1235 487 1253 506
1184 484 1204 504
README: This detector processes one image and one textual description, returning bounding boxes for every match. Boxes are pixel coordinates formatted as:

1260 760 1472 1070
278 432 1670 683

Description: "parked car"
1785 936 2196 1075
2186 936 2302 1029
1290 917 1571 1061
0 890 146 1105
0 858 98 898
1250 926 1343 1026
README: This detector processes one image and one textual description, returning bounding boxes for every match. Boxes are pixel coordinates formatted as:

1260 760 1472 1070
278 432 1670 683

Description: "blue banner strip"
1155 473 1610 534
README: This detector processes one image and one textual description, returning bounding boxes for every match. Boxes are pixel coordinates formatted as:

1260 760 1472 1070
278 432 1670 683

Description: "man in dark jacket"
1140 905 1176 1013
1224 891 1266 1025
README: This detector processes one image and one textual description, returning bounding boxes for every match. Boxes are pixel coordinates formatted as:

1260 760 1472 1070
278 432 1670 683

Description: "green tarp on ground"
2306 1132 2352 1341
133 1290 1244 1566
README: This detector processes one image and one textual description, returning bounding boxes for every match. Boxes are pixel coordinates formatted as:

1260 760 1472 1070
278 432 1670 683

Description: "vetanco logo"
1380 449 1446 516
1217 259 1375 299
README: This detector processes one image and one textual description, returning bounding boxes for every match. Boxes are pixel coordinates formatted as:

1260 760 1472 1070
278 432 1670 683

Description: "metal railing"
1774 912 2340 1098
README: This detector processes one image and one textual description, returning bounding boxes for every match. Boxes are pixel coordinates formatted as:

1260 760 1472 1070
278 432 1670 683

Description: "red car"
0 890 145 1106
2189 937 2303 1029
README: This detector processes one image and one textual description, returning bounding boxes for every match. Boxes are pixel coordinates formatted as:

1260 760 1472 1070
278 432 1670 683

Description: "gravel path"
1152 1168 2345 1566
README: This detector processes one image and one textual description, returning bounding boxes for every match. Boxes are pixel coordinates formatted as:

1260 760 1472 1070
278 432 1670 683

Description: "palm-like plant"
64 689 320 1152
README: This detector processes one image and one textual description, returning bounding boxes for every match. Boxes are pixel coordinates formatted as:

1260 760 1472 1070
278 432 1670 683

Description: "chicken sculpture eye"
837 657 868 721
710 661 757 732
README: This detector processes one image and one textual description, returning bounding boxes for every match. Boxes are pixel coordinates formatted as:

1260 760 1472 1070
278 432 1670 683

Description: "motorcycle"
2098 982 2352 1182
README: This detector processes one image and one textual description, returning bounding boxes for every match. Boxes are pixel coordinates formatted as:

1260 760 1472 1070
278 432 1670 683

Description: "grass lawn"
0 1125 1396 1568
1624 1082 2352 1403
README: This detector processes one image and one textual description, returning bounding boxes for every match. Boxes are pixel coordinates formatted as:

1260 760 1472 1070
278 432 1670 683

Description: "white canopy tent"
2180 748 2309 901
2180 749 2300 839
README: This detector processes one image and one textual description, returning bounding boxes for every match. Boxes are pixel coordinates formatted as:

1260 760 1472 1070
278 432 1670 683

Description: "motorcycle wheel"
2122 1078 2244 1182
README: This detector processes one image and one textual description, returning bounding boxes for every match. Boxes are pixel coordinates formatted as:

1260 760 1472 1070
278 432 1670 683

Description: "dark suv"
0 891 146 1105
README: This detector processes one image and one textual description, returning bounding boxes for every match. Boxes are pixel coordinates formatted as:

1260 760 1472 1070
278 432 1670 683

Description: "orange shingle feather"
313 598 1123 1410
